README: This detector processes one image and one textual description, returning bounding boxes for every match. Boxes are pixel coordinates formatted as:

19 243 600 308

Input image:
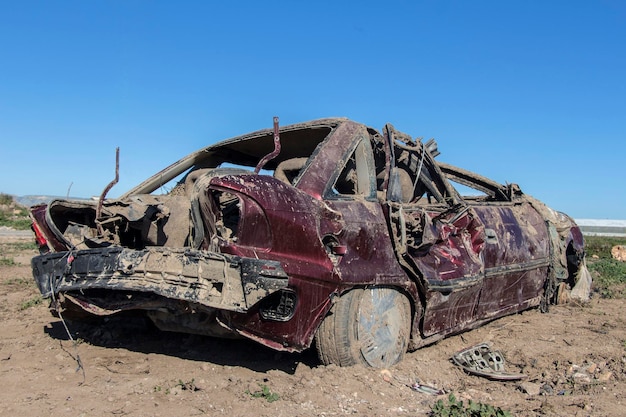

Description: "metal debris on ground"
381 369 445 395
451 343 526 381
409 381 445 395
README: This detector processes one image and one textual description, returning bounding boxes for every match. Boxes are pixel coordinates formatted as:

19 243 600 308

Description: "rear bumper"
31 246 288 312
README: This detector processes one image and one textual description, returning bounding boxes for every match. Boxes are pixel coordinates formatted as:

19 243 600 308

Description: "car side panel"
472 203 550 318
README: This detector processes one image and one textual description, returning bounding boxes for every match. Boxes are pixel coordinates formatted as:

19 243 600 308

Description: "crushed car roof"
121 118 348 198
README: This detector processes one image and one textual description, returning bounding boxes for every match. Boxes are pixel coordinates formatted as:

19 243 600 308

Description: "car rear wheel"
315 287 411 368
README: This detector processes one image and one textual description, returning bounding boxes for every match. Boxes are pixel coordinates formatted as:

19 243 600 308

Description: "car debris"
29 117 589 368
451 343 526 381
380 369 445 395
409 381 446 395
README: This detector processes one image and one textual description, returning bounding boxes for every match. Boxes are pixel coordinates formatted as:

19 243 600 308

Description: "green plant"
0 258 16 266
3 277 32 288
0 194 32 230
0 218 32 229
0 211 32 229
585 236 626 258
19 296 43 310
430 393 512 417
0 193 13 205
589 259 626 285
2 242 37 251
176 379 198 391
585 236 626 298
154 379 198 395
246 384 279 403
0 258 17 266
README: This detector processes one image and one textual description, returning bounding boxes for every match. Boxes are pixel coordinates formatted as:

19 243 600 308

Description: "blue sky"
1 1 624 219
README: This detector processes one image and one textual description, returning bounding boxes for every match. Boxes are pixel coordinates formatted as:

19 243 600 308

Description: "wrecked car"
30 117 589 368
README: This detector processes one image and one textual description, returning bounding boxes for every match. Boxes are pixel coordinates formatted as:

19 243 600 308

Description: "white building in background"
575 219 626 237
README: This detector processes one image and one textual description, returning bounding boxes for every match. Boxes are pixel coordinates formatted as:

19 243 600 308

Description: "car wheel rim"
357 287 408 368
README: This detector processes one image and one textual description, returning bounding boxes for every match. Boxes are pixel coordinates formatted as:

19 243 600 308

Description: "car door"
294 121 410 288
381 126 487 337
318 133 409 286
438 163 551 319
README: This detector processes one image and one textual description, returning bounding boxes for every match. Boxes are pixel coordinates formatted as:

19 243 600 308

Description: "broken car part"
452 343 527 381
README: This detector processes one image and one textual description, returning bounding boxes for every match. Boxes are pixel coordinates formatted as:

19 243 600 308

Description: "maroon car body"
30 118 587 367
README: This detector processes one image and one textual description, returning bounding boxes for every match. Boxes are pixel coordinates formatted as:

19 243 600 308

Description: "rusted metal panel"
32 246 288 312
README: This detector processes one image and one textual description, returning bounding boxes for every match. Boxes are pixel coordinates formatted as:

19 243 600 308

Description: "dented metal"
30 117 587 363
32 246 288 312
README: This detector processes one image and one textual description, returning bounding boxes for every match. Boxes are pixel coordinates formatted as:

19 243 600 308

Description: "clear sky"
1 1 624 219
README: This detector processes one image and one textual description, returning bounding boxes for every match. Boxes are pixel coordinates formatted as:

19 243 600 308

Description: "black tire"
315 287 411 368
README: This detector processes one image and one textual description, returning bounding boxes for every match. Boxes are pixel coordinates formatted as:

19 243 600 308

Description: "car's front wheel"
315 287 411 368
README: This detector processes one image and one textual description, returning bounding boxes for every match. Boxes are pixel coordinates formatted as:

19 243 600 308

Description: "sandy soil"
1 236 624 417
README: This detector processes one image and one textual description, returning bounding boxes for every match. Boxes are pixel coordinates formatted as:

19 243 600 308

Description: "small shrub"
1 218 32 229
0 258 16 266
589 259 626 286
430 393 512 417
0 216 32 230
0 194 31 230
154 379 199 395
585 236 626 298
585 236 626 258
19 296 43 310
246 384 279 403
0 193 13 205
176 379 198 391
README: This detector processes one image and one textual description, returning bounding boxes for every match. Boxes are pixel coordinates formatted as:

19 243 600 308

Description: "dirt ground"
1 235 625 417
